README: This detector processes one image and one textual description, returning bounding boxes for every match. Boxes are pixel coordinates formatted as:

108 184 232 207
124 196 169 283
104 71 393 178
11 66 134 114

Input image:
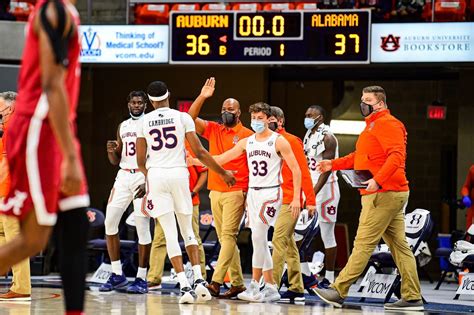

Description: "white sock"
111 260 122 276
192 265 203 281
300 262 311 276
177 271 191 289
325 270 335 283
137 267 147 280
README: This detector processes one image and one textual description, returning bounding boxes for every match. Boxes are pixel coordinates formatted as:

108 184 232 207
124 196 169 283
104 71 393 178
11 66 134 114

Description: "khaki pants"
272 204 304 293
148 205 206 284
209 190 244 286
0 214 31 295
333 191 421 300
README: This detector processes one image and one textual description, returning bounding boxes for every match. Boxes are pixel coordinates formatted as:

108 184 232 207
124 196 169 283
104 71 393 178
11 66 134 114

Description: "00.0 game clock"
170 10 370 64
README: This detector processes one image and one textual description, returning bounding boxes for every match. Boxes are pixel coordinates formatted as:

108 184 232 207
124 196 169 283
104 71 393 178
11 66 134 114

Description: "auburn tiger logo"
381 34 401 52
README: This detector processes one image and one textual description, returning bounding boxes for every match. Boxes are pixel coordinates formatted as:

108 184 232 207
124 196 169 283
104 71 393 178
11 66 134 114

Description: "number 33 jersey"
246 132 282 188
137 107 195 169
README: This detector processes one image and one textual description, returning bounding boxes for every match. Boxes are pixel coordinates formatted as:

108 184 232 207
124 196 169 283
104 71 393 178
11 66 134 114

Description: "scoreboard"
170 10 370 64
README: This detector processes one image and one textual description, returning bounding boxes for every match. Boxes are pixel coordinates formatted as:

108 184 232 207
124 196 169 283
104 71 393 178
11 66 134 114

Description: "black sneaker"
317 278 331 289
279 290 305 303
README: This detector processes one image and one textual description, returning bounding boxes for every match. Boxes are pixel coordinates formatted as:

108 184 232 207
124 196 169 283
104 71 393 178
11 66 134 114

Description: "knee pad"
157 212 182 259
104 206 125 235
134 216 151 245
320 222 337 248
175 213 198 247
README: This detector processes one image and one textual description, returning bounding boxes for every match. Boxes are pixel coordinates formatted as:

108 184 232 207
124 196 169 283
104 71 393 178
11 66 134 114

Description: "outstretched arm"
187 77 215 135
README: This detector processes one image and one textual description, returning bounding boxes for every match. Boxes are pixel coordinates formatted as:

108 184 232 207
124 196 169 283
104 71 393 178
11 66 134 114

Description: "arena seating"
134 4 170 25
422 0 467 21
9 1 34 21
232 3 262 10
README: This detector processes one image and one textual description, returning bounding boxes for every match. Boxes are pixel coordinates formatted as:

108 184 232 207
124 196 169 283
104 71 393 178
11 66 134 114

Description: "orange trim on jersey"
258 188 281 225
107 188 115 204
320 181 335 222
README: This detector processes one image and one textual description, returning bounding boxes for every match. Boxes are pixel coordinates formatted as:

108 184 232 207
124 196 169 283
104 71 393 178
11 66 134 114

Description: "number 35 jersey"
137 107 195 169
119 118 142 170
246 132 282 188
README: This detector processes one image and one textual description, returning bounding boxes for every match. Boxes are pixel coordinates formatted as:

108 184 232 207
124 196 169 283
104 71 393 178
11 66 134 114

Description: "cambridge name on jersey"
137 107 195 169
304 123 339 184
246 132 282 188
119 118 141 170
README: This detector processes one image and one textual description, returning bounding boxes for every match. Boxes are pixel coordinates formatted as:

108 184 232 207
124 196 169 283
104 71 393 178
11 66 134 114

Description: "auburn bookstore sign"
371 23 474 63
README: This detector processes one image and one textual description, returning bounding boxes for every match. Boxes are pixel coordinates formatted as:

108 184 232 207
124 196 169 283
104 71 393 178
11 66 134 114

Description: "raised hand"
200 77 215 99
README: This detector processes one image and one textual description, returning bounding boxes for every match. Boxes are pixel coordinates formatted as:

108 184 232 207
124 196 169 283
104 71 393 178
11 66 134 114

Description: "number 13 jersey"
246 132 282 188
137 107 195 169
119 118 141 170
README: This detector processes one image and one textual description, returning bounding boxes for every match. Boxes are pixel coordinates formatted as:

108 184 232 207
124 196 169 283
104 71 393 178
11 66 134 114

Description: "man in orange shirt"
188 78 253 298
268 106 316 303
315 86 423 311
461 165 474 229
0 92 31 301
147 141 208 287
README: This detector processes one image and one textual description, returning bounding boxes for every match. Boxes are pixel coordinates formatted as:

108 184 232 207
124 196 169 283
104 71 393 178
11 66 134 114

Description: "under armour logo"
147 200 154 210
158 114 164 117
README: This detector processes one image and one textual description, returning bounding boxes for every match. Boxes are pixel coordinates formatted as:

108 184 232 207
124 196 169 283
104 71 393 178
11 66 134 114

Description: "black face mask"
221 111 237 126
268 122 278 131
360 102 374 117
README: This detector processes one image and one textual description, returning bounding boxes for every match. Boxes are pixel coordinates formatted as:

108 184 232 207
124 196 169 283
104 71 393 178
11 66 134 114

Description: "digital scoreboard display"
170 10 370 64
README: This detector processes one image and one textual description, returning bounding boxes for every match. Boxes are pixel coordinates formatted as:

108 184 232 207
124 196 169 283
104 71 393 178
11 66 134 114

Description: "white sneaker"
237 280 263 302
261 283 281 302
179 287 196 304
193 279 212 303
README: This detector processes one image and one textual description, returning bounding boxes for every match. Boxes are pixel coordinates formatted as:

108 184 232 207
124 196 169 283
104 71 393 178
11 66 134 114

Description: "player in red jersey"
0 1 89 314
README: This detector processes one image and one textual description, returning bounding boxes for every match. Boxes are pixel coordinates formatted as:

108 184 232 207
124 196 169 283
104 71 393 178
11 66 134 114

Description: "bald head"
221 98 241 127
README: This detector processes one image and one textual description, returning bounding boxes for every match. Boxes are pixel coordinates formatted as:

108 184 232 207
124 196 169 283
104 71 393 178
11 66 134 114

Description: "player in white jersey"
101 91 152 294
136 81 235 304
303 105 340 288
207 102 302 303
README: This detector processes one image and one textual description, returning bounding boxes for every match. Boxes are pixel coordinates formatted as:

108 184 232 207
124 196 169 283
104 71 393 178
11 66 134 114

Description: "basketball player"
206 102 302 303
136 81 235 304
303 105 340 288
0 1 90 314
100 91 151 294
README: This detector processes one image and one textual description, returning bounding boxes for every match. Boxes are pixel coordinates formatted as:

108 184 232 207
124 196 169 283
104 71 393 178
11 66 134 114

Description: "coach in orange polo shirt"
0 92 31 301
147 141 208 287
188 78 253 298
315 86 422 311
268 106 316 303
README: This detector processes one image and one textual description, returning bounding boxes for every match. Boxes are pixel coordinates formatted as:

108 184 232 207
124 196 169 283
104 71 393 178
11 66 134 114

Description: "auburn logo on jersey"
381 34 401 52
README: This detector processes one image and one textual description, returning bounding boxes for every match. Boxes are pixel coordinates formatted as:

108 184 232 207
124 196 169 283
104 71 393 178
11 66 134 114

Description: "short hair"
127 90 147 103
362 86 386 103
147 81 168 99
308 105 327 118
249 102 271 118
270 106 285 120
0 91 17 104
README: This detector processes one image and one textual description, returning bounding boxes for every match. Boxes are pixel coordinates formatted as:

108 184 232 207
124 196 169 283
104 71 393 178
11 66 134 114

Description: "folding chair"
88 208 139 277
360 209 433 303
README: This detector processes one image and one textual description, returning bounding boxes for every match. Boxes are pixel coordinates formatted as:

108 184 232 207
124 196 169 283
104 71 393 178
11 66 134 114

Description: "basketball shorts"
316 181 340 223
143 167 192 219
107 169 147 217
247 186 282 228
2 114 89 226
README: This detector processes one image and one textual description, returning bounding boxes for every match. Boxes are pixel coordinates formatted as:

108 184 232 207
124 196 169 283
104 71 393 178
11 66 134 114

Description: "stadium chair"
170 3 201 11
9 1 34 21
232 3 262 11
422 0 467 21
134 4 169 25
262 2 296 11
88 208 139 277
202 3 231 11
296 2 319 10
279 210 321 293
359 209 433 303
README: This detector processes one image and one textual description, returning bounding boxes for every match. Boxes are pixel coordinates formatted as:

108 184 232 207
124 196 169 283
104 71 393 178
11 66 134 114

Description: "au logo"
81 27 101 57
380 34 401 52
